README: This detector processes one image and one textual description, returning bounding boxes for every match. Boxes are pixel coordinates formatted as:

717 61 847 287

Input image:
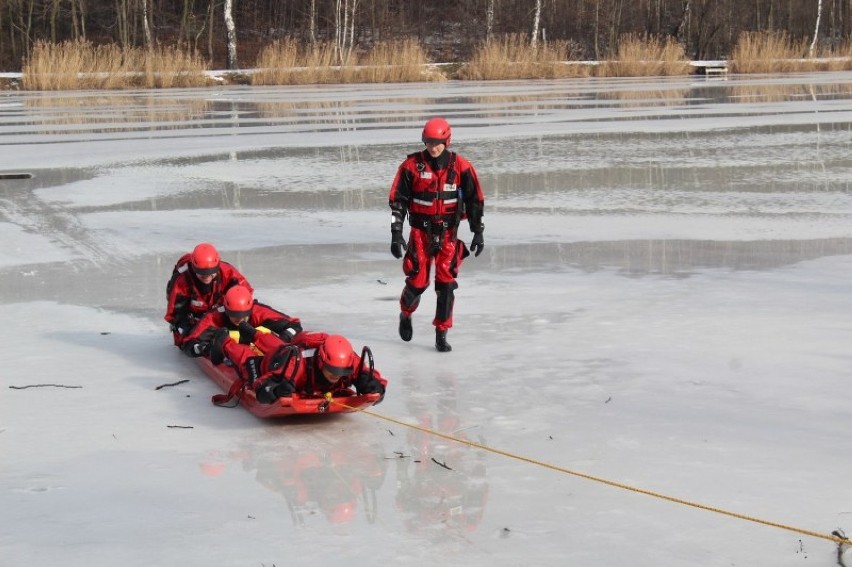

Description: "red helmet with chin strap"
422 117 451 146
319 335 354 377
191 242 220 276
223 285 253 319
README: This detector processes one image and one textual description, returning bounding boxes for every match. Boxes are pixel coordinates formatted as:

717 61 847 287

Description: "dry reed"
23 39 209 90
251 39 440 85
596 34 691 77
731 31 852 73
21 33 852 92
730 32 808 73
459 34 585 80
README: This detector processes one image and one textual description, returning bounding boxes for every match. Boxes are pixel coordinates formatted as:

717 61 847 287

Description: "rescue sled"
195 352 382 419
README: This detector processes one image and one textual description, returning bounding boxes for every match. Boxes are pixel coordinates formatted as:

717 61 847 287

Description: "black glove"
256 376 295 404
208 327 230 365
274 379 295 397
185 340 209 358
354 372 385 395
172 315 193 336
278 324 300 342
391 230 406 259
237 321 257 344
263 320 302 342
470 231 484 257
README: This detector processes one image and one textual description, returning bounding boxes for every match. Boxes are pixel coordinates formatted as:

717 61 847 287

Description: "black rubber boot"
435 329 452 352
399 313 413 342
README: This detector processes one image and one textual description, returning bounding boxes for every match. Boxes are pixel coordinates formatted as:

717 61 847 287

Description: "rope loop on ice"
331 398 850 547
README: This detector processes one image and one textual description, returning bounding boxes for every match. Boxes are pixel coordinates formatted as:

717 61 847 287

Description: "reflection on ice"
233 436 389 527
396 373 488 539
490 238 852 276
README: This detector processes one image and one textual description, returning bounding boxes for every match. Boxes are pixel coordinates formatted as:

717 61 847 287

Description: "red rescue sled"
196 356 381 418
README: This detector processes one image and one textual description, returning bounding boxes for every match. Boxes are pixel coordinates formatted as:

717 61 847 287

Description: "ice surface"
2 72 852 566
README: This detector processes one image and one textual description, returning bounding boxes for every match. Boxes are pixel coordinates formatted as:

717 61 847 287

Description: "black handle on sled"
282 346 301 383
357 346 374 381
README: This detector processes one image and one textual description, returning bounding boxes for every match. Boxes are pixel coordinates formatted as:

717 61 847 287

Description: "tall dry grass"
142 45 211 88
731 31 852 73
597 34 691 77
22 33 852 92
822 41 852 70
23 39 209 90
348 39 438 82
251 38 440 85
459 34 585 80
730 32 809 73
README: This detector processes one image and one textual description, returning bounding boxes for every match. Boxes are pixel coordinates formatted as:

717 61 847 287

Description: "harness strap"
408 213 457 229
212 377 247 406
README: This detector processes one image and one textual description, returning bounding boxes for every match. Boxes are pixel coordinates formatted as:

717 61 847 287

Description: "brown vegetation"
18 32 852 91
596 34 691 77
1 1 848 73
22 40 210 90
251 39 438 85
731 31 852 73
459 34 587 80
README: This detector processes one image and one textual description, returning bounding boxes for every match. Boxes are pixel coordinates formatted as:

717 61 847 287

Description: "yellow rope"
329 395 850 546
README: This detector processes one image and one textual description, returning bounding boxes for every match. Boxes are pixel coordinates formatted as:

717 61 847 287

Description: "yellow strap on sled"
228 326 272 355
227 325 272 342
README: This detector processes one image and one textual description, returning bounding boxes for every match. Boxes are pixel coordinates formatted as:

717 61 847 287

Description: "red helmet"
319 335 354 377
224 285 253 319
191 243 220 276
422 117 451 146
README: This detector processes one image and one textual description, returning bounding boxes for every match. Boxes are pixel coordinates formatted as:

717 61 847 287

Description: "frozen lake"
2 73 852 566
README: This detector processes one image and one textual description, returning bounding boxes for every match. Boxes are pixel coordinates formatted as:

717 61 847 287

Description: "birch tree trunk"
309 0 317 45
531 0 542 48
486 0 495 42
142 0 152 49
224 0 238 69
207 0 215 63
334 0 359 64
809 0 823 56
675 0 691 44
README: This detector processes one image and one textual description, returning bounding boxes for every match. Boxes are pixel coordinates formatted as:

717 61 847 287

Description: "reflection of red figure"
236 440 388 527
395 374 489 537
199 461 226 478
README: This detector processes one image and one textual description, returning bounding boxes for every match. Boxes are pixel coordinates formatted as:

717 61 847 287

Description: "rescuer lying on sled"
181 285 386 404
165 242 253 348
181 285 304 400
282 331 387 404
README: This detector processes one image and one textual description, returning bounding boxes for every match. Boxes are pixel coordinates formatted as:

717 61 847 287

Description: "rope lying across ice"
327 394 851 547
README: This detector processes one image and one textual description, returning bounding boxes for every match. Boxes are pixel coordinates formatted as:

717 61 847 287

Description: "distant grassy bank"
11 32 852 91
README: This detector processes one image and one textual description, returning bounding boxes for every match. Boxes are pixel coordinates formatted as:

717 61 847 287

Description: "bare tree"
810 0 823 56
309 0 317 45
531 0 542 47
334 0 359 64
142 0 152 49
49 0 60 42
116 0 127 46
486 0 495 42
224 0 237 68
675 0 691 44
207 0 215 63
